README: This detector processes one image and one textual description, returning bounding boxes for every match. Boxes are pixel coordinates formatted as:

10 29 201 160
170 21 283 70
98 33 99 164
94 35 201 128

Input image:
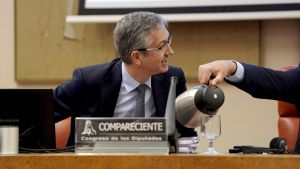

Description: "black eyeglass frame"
136 35 172 52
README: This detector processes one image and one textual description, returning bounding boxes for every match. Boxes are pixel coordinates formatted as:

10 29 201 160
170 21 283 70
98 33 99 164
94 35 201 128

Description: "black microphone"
229 137 288 154
230 146 285 154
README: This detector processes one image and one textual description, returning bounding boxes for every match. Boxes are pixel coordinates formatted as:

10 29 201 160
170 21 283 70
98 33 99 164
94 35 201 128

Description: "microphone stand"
165 76 179 153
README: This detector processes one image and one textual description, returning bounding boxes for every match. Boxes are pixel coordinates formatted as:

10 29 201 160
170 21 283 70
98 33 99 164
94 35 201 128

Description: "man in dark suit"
198 60 300 153
54 11 196 146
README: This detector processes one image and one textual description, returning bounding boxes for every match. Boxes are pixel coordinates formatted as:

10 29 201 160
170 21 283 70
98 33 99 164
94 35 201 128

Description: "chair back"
55 117 71 148
277 65 300 153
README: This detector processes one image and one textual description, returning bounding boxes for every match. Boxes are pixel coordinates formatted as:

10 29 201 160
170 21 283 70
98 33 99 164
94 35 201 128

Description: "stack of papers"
178 136 199 153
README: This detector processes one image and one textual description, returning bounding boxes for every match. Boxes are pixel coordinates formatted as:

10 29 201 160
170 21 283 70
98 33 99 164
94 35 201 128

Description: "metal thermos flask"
175 85 225 128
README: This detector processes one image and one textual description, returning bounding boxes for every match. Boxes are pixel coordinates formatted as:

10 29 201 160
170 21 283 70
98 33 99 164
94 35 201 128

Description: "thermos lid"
194 85 225 115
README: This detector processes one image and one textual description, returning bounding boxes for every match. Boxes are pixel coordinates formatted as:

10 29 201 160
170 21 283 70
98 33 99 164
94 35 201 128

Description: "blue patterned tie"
135 84 147 117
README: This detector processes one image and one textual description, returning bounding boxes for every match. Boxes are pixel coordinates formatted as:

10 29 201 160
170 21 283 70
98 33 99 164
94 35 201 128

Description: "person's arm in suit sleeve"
53 68 84 122
198 60 300 105
227 62 300 104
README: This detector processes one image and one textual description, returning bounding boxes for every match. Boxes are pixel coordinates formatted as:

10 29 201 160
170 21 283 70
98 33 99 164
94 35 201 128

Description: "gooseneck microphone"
165 76 179 153
166 76 178 136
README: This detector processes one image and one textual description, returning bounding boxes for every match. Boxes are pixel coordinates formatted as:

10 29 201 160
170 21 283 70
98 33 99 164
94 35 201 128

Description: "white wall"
1 0 299 153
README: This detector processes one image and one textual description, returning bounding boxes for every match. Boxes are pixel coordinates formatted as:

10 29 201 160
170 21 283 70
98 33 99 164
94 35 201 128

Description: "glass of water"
200 114 221 154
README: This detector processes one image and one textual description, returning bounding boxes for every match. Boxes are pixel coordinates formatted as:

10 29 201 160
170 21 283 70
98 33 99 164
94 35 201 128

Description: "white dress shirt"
113 62 156 117
225 61 245 82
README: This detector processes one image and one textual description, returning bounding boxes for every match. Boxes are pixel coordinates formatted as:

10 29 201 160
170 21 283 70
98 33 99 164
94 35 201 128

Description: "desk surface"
1 153 300 169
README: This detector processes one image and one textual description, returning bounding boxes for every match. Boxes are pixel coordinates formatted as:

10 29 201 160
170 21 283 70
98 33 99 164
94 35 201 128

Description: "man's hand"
198 60 237 87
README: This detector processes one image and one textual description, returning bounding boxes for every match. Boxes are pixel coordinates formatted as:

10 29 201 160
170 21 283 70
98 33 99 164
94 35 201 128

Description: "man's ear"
130 51 142 65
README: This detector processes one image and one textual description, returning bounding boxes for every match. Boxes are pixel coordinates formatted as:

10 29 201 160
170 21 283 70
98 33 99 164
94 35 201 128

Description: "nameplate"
75 117 169 154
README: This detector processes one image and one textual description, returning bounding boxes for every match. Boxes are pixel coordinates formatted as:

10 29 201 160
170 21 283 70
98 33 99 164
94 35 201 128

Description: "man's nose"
165 45 174 56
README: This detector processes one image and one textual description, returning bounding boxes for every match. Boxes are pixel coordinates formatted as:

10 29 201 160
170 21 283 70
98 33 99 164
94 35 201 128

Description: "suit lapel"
152 75 170 117
99 60 122 117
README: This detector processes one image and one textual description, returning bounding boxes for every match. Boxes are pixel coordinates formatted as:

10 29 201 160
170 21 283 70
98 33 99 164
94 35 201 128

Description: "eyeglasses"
136 35 172 52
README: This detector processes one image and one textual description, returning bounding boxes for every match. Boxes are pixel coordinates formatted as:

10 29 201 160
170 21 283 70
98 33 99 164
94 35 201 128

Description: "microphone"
165 76 179 153
175 85 225 128
230 146 284 154
166 76 178 136
229 137 288 154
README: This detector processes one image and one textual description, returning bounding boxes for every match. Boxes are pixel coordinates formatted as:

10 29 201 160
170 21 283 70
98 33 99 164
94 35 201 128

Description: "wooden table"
1 153 300 169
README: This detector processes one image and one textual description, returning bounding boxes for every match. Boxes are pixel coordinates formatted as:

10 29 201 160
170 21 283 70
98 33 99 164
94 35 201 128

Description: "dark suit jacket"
54 58 196 145
227 63 300 153
227 63 300 111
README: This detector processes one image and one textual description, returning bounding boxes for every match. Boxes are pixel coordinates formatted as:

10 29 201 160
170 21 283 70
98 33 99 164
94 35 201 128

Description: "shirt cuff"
225 61 244 83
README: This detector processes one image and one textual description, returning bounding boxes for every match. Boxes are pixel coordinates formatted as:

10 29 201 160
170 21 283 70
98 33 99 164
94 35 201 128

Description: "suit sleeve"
227 63 300 105
53 68 85 122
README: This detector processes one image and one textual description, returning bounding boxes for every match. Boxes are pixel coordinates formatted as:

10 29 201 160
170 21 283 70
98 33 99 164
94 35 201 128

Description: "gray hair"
113 11 168 64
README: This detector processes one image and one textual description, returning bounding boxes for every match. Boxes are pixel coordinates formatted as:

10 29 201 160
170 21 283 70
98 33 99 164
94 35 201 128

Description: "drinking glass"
200 114 221 154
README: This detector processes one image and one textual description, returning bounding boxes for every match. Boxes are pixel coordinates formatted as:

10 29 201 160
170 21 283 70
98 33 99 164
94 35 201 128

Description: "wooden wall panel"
169 21 259 81
16 0 259 83
16 0 116 83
